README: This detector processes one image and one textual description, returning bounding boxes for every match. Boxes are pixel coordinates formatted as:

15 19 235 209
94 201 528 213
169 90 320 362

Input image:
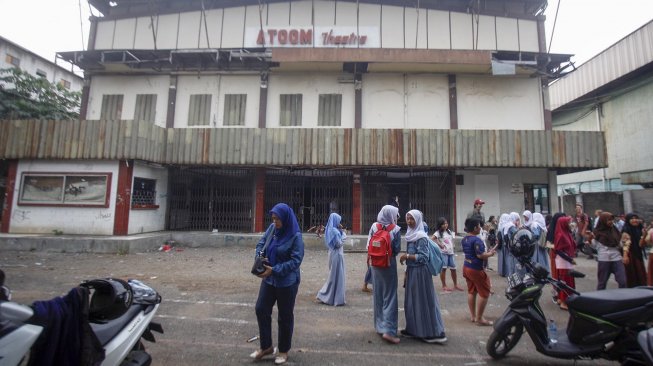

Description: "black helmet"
82 278 133 322
509 228 536 259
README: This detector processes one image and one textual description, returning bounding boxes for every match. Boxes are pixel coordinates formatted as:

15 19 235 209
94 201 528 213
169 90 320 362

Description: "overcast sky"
0 0 651 70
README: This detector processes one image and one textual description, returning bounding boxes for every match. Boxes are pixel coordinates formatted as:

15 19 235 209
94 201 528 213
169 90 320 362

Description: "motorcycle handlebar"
520 260 581 296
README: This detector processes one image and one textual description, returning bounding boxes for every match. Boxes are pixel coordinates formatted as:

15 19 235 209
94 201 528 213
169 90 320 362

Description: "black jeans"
255 280 299 353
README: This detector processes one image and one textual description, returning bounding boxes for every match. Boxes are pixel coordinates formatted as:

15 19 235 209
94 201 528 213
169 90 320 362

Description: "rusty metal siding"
0 120 606 169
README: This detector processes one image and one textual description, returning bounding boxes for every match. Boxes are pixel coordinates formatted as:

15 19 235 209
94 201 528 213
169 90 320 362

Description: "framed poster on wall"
18 172 112 207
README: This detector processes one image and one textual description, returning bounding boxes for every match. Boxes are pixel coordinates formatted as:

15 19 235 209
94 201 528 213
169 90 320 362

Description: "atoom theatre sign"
245 27 379 48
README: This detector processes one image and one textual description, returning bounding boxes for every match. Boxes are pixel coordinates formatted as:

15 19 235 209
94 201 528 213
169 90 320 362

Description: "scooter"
487 260 653 365
0 271 163 366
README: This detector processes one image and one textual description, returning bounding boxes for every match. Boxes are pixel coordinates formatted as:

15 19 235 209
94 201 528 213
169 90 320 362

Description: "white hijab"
531 212 547 232
503 212 520 235
497 213 510 235
522 210 533 227
405 209 428 242
376 205 399 226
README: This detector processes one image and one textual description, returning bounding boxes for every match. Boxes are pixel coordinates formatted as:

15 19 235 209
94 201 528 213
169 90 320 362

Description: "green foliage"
0 67 81 120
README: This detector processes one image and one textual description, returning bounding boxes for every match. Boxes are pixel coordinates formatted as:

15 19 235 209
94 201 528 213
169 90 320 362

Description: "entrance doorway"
524 184 550 215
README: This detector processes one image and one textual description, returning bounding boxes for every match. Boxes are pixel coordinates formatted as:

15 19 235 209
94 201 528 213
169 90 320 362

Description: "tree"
0 67 81 120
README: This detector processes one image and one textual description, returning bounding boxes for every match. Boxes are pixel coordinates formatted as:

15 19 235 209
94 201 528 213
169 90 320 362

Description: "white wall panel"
129 162 168 234
427 10 450 49
450 12 472 50
518 19 539 52
12 160 119 235
267 73 355 128
95 20 115 50
290 1 312 25
405 8 427 49
200 8 223 48
335 2 357 26
496 17 518 51
222 7 246 47
381 5 404 48
178 11 202 49
406 75 449 128
358 3 380 27
174 75 220 127
134 17 156 49
314 1 335 26
113 18 136 49
155 13 179 49
457 76 543 130
87 75 170 127
216 75 260 127
362 74 404 128
474 15 496 50
267 2 290 26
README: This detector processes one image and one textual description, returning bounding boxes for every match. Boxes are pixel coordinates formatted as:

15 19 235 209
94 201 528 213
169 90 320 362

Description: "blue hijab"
268 203 301 265
324 213 343 250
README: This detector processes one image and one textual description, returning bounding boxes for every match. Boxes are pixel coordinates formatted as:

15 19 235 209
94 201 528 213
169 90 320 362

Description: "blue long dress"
499 227 517 277
404 237 446 338
316 213 346 306
530 226 550 271
370 224 401 337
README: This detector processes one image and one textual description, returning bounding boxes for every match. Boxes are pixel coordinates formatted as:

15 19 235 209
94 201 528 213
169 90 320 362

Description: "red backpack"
367 223 396 268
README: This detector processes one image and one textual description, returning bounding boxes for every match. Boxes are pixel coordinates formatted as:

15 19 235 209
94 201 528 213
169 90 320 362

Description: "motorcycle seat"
568 288 653 316
91 304 143 346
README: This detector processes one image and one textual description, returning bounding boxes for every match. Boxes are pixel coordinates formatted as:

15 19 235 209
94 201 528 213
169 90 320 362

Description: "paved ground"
2 246 617 366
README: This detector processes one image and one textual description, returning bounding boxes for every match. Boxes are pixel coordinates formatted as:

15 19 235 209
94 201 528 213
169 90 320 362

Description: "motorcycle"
0 270 163 366
487 258 653 365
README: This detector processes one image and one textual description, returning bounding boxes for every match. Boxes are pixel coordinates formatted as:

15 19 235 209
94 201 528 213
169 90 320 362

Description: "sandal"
274 353 288 365
249 346 277 360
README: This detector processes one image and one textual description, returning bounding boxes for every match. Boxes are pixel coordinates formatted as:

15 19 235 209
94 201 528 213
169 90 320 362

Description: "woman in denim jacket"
250 203 304 365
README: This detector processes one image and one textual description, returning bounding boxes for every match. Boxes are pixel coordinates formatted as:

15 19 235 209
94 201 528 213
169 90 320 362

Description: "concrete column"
258 72 268 128
354 73 362 129
113 159 134 235
352 172 361 234
0 160 18 233
548 169 559 213
254 168 266 232
166 76 177 128
448 74 458 129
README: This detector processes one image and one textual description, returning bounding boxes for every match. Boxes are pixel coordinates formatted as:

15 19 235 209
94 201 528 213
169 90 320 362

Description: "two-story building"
0 0 606 235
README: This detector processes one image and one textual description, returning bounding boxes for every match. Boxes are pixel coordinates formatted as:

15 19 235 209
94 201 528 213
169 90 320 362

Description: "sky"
0 0 651 72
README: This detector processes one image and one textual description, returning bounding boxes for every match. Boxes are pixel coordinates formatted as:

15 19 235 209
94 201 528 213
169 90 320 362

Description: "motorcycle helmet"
509 228 536 260
82 278 133 322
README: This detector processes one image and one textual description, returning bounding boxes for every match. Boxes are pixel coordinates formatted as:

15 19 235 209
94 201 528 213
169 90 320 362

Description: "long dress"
316 235 346 306
499 230 517 277
404 238 446 338
531 227 550 271
370 225 401 337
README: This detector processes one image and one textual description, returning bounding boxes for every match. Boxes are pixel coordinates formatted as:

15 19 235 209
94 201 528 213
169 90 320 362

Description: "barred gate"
361 170 452 234
264 170 353 231
167 167 254 232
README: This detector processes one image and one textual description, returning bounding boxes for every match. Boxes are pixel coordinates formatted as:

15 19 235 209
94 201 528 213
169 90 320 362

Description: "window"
223 94 246 126
100 94 123 120
318 94 342 126
188 94 212 126
18 173 111 207
134 94 157 122
132 177 158 208
36 69 47 78
279 94 302 126
59 79 71 89
5 54 20 67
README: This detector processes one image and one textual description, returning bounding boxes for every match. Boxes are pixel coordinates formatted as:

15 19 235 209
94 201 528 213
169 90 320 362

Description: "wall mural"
18 173 112 207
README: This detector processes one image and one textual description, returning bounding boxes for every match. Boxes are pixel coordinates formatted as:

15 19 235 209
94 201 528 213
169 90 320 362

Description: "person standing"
432 217 463 292
461 217 496 326
467 198 486 225
316 212 347 306
399 210 447 343
554 216 576 310
251 203 304 365
573 203 591 258
369 205 402 344
621 213 647 288
590 212 626 290
530 213 550 271
496 213 511 277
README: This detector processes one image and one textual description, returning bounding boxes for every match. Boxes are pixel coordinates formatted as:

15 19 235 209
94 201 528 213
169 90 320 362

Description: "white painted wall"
93 1 539 52
362 73 449 129
128 162 168 234
86 75 169 126
457 76 543 130
267 73 355 127
11 160 119 235
174 74 260 128
454 168 550 233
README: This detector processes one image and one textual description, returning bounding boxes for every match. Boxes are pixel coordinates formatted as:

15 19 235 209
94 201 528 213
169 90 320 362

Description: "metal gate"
361 170 452 234
264 170 352 231
167 167 254 232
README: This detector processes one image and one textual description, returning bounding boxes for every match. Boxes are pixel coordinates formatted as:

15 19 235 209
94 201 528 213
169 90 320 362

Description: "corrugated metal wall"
0 120 607 169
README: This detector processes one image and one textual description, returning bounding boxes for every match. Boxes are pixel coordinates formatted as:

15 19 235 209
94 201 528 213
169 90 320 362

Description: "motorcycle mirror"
531 262 550 279
569 269 586 278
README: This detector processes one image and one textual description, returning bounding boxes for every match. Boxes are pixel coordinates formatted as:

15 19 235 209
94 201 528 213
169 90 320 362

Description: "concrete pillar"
113 159 134 235
352 172 361 234
254 168 266 232
1 160 18 233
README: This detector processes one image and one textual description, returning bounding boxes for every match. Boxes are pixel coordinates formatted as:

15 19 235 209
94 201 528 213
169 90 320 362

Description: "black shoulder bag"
251 231 273 276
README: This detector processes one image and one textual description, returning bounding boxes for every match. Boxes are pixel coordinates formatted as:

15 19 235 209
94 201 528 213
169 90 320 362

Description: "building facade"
0 0 606 235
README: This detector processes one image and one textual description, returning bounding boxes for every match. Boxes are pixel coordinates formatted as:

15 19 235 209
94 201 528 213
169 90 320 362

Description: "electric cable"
78 0 86 50
547 0 561 54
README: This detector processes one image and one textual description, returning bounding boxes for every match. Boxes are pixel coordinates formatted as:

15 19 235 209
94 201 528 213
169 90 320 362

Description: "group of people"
247 201 653 363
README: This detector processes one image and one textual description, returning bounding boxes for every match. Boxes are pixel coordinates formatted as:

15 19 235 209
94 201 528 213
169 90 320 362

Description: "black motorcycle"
487 229 653 365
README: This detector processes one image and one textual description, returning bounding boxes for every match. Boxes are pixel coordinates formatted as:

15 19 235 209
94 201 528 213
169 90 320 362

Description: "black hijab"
546 212 565 243
622 213 643 260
